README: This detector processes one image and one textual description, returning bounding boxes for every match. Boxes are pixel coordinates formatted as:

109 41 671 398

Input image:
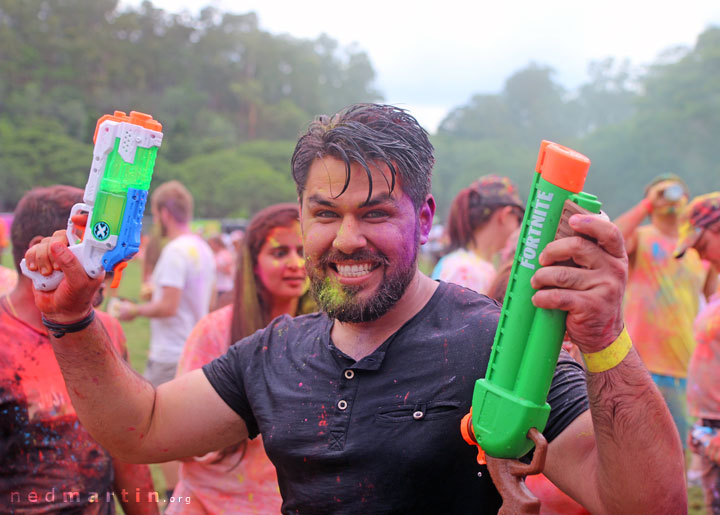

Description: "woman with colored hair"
169 203 312 514
432 175 524 295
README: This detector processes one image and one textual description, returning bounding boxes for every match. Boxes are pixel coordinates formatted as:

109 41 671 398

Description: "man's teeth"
336 263 374 277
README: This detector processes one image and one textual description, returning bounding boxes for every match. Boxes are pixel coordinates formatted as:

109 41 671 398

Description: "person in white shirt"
116 180 215 497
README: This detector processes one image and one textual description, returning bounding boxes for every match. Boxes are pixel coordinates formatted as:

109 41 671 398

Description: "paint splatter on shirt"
687 293 720 420
203 282 589 513
0 306 126 514
624 225 707 377
169 305 282 515
431 248 496 295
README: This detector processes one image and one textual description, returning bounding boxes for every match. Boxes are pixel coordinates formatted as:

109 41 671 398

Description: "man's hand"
530 213 628 353
646 179 686 214
23 226 103 324
115 300 140 321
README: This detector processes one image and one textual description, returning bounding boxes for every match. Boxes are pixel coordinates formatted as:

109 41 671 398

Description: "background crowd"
2 160 720 513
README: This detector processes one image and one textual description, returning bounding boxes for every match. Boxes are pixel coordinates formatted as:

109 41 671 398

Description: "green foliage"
2 0 719 227
434 27 720 219
0 117 91 210
0 0 380 215
430 135 535 218
167 147 296 219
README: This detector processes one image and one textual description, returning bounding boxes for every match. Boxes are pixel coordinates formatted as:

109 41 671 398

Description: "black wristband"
42 310 95 338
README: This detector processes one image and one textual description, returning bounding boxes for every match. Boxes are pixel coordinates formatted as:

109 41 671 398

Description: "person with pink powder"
615 175 717 446
168 203 313 514
675 193 720 513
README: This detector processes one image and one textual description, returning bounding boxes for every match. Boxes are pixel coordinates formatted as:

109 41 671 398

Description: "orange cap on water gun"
535 140 591 194
93 110 163 143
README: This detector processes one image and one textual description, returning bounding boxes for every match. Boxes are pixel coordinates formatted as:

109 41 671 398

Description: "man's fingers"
531 288 579 312
568 214 626 259
49 242 86 280
34 238 54 275
539 237 600 270
531 265 594 291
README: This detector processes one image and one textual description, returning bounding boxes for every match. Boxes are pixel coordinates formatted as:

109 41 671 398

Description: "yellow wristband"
582 327 633 373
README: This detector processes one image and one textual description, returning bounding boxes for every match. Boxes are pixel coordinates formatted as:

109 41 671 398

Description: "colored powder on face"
315 277 350 310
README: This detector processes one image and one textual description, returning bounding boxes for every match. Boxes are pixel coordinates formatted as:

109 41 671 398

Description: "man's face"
300 157 433 323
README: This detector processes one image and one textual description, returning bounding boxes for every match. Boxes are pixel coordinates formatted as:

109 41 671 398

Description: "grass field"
1 251 707 512
102 260 169 507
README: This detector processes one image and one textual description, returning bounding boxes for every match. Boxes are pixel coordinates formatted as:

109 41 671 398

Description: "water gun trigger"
110 262 128 289
70 213 88 242
460 409 487 465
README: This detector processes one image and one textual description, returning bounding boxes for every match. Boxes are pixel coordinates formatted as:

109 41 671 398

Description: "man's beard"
307 239 419 324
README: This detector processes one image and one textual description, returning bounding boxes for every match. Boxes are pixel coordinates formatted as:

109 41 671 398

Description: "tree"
0 117 91 210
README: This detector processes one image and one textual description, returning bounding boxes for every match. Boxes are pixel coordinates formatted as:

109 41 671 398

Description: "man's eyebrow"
360 192 397 208
306 192 397 209
306 195 336 207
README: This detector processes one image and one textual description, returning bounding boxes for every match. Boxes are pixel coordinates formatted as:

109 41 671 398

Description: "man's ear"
418 195 436 245
27 235 45 249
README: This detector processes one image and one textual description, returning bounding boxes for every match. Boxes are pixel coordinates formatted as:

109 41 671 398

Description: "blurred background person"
432 174 524 295
207 234 235 310
169 203 314 514
114 180 216 499
230 229 245 257
614 175 718 452
675 192 720 513
0 185 156 514
139 226 165 302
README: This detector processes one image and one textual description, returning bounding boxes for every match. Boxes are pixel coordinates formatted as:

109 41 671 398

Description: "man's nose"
333 216 366 254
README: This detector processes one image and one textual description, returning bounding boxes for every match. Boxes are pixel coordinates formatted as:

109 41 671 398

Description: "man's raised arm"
24 233 247 463
531 214 686 513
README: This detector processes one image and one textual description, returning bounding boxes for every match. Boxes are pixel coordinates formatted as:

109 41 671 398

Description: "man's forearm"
113 460 158 515
50 319 157 461
136 301 167 318
587 349 686 513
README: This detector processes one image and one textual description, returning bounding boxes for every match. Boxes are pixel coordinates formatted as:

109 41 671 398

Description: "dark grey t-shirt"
203 281 589 514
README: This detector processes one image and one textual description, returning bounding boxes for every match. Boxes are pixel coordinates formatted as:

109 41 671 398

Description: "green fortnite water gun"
21 110 163 290
461 141 601 459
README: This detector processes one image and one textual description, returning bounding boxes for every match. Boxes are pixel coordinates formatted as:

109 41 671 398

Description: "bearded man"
25 104 685 513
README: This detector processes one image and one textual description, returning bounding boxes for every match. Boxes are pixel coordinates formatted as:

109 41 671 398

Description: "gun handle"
20 257 66 291
20 200 92 292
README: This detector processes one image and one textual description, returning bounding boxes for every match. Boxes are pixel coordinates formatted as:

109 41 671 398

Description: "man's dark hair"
11 185 83 271
291 104 435 209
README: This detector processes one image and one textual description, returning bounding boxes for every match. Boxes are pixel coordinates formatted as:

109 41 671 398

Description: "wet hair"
291 103 434 209
151 180 193 224
229 203 310 347
11 185 83 272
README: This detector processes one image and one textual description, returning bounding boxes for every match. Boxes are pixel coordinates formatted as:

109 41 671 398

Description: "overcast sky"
121 0 720 132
